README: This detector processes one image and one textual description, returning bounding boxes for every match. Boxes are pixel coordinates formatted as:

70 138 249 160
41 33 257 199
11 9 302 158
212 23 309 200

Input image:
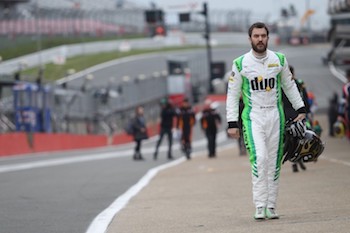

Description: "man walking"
177 98 196 160
226 22 306 220
153 98 177 160
131 106 148 160
200 99 221 158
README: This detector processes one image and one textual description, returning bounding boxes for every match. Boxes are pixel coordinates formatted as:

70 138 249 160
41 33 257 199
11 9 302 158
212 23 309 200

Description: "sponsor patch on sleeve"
228 71 235 82
268 63 279 68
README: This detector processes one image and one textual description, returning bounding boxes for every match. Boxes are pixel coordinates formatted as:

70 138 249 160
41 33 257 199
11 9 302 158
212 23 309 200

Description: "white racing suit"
226 49 306 209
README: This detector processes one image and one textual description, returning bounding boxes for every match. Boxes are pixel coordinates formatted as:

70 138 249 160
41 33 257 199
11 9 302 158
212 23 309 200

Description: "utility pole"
178 2 213 93
305 0 311 35
201 2 213 93
35 0 42 70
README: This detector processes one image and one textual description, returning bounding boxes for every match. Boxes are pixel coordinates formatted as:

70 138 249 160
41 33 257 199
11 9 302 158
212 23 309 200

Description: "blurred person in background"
341 70 350 139
328 93 339 137
313 120 323 137
200 99 222 158
177 98 196 160
307 89 317 118
153 98 177 160
131 106 148 161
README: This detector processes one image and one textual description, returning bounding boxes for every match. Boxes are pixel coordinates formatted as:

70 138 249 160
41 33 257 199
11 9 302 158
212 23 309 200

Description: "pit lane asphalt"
107 114 350 233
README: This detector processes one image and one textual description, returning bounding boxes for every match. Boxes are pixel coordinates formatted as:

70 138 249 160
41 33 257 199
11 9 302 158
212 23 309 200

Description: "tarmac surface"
107 114 350 233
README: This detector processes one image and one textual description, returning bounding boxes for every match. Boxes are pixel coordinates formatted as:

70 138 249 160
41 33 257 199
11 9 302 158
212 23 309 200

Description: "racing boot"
265 208 279 219
254 207 265 220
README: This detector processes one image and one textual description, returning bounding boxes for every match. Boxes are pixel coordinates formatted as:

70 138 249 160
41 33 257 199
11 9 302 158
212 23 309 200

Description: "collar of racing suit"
250 49 269 64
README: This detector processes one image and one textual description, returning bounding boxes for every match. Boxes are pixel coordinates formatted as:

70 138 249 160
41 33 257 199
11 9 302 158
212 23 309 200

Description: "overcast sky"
136 0 330 30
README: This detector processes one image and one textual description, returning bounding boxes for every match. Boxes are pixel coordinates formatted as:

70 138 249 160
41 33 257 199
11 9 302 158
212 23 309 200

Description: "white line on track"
55 53 163 84
321 157 350 167
328 61 347 83
85 155 186 233
0 150 131 174
0 132 227 174
55 49 197 85
85 143 235 233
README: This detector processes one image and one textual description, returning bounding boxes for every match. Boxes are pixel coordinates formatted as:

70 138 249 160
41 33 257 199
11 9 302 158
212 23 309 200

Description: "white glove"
289 120 306 138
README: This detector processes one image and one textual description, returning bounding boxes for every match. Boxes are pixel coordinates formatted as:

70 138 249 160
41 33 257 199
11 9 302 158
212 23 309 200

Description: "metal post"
35 0 43 71
203 2 213 93
306 0 311 35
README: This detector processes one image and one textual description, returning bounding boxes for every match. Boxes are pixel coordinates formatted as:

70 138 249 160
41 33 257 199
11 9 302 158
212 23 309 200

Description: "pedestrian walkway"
107 114 350 233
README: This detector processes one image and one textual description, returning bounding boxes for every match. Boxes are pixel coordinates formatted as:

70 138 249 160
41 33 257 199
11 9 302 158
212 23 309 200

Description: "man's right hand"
227 128 240 139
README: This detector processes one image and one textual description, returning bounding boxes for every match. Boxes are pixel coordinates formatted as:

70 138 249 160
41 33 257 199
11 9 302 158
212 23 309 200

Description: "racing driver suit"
226 49 306 209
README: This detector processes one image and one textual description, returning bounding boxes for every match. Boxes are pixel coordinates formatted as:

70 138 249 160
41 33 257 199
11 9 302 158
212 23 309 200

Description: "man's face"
137 107 144 115
250 28 269 54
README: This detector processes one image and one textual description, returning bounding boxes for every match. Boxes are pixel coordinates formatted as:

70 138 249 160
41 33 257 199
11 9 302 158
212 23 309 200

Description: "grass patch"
0 34 145 60
21 45 204 82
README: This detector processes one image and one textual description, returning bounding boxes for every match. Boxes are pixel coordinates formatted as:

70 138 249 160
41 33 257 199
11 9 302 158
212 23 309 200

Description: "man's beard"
251 41 267 53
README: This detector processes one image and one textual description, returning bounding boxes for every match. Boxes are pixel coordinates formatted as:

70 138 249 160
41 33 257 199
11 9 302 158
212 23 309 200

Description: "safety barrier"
0 122 160 157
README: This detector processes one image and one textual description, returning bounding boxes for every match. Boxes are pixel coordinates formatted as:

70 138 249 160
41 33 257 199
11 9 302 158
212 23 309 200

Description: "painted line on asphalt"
85 155 186 233
328 61 347 84
55 53 163 84
321 157 350 167
85 143 235 233
0 132 228 174
0 150 131 174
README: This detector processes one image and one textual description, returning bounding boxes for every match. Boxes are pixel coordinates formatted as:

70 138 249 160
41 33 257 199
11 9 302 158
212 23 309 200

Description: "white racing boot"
254 207 265 220
265 208 279 219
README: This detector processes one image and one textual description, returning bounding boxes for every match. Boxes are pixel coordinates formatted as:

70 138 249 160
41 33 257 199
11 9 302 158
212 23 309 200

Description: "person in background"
341 70 350 140
328 93 339 137
282 65 310 173
313 120 323 137
200 99 222 158
131 106 148 161
153 98 177 160
177 98 196 160
307 90 317 119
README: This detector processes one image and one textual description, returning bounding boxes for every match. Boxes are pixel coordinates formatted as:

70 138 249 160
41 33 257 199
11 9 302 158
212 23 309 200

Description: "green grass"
21 45 204 82
0 34 145 60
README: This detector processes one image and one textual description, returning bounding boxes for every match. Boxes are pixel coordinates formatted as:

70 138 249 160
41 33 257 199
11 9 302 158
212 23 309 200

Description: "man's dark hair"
248 22 269 37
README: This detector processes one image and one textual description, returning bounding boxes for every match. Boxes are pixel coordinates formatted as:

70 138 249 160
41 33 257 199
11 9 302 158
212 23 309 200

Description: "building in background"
327 0 350 72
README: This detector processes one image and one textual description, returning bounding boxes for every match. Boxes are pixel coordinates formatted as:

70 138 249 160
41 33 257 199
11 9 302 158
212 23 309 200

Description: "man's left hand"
290 114 307 138
293 113 306 122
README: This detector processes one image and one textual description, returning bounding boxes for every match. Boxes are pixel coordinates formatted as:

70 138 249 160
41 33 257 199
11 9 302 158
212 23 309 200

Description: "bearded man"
226 22 306 220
